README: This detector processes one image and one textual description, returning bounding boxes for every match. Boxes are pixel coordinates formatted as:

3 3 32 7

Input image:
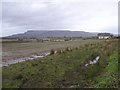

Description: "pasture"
2 39 118 88
2 38 103 62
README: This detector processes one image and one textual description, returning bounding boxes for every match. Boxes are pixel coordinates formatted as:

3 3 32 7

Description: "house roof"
97 33 111 36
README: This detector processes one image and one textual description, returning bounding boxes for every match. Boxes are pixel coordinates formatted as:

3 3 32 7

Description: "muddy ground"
2 39 103 65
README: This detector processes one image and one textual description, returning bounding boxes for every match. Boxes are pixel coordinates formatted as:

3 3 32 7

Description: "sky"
1 0 119 37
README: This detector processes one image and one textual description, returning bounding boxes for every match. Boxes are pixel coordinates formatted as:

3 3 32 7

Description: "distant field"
0 39 18 42
2 39 118 88
2 38 104 62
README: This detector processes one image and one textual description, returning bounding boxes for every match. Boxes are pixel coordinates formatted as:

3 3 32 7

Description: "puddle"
1 52 50 67
85 56 100 67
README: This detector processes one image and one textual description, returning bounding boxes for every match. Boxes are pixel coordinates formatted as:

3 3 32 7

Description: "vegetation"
2 39 118 88
50 49 55 55
0 38 18 43
2 38 102 62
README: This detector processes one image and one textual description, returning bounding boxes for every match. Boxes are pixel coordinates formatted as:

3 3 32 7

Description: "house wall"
98 36 110 39
104 36 110 39
98 36 103 39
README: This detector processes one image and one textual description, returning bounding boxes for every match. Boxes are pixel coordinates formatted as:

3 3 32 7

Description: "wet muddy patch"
2 52 50 67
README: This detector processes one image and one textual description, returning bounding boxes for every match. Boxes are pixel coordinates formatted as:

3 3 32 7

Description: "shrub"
65 47 71 51
75 47 79 50
50 49 55 55
57 50 62 54
15 74 23 80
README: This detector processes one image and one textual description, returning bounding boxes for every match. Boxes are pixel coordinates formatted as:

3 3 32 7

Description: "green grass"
2 39 118 88
91 49 118 88
1 39 18 43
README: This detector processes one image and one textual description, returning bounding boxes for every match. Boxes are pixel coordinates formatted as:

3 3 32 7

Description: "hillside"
4 30 97 39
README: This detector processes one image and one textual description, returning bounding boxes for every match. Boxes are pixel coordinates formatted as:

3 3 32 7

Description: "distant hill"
4 30 98 39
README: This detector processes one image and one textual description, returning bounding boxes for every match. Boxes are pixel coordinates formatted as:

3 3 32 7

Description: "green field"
0 38 18 43
2 39 118 88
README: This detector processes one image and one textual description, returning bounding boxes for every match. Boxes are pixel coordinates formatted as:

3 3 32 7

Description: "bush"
50 49 55 55
66 47 70 51
15 74 23 80
57 50 62 54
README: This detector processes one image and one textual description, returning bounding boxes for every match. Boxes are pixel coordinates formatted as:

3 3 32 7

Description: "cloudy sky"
1 0 118 37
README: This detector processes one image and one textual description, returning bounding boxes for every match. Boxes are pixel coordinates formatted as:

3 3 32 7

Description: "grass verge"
2 39 118 88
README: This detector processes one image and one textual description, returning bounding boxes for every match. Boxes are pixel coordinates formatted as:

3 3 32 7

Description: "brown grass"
2 39 104 62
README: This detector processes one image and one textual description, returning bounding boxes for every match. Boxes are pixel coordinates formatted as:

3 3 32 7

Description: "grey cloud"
2 0 118 36
2 2 69 30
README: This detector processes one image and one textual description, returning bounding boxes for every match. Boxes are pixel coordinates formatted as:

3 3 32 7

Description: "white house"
97 33 113 39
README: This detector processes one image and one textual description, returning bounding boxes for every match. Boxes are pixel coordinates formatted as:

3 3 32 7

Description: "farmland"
2 38 103 62
2 39 119 88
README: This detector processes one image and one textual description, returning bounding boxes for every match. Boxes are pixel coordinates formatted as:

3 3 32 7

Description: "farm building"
97 33 113 39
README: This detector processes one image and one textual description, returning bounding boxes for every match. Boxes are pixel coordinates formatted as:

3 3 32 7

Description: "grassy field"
0 38 18 43
2 39 118 88
2 38 103 62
